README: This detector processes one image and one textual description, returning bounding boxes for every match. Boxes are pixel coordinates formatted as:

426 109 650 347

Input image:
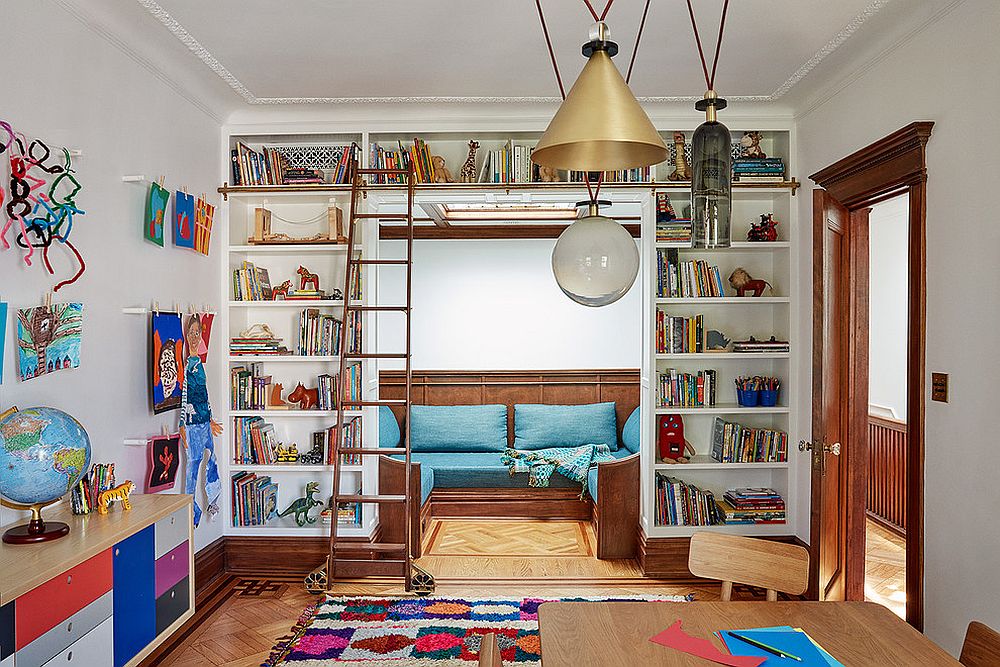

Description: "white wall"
378 239 641 370
868 194 909 421
1 3 223 551
795 0 1000 652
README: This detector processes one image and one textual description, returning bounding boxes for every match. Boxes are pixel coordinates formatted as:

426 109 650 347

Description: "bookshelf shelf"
229 244 362 254
228 524 372 538
228 300 359 308
655 297 790 305
653 456 789 471
646 523 790 539
653 404 789 415
229 410 363 418
655 241 791 250
654 352 790 360
230 464 363 473
228 355 344 363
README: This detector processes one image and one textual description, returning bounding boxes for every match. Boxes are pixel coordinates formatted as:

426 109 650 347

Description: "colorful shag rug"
264 594 692 666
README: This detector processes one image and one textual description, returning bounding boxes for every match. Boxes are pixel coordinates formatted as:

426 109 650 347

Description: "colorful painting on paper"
193 197 214 256
145 433 181 493
151 311 185 413
0 302 7 384
144 182 170 247
173 190 196 249
183 312 214 364
16 303 83 381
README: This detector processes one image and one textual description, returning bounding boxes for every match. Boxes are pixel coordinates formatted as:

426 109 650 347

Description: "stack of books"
732 158 785 183
321 498 362 526
297 309 360 356
711 418 789 463
282 167 325 185
657 249 726 297
717 488 786 524
231 143 288 186
232 261 273 301
231 472 278 526
732 337 790 353
657 368 717 407
480 141 535 183
230 334 290 357
656 311 704 354
570 167 651 183
284 288 328 301
656 219 693 244
655 474 724 526
231 364 271 410
233 416 279 465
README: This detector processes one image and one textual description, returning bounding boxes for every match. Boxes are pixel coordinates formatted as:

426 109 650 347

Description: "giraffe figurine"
667 132 690 181
458 140 480 183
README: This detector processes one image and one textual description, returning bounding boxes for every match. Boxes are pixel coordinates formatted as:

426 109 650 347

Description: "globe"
0 407 91 508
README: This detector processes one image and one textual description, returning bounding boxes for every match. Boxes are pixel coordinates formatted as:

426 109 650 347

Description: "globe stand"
1 500 70 545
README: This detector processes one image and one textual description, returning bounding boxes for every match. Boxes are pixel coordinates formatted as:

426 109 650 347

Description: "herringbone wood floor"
153 519 719 666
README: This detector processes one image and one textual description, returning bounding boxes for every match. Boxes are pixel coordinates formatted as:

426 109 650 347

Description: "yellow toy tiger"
97 481 135 514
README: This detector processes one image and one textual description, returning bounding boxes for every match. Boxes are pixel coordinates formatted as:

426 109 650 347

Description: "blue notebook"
720 627 842 666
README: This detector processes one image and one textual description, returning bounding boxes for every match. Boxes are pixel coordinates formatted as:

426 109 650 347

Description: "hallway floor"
865 517 906 618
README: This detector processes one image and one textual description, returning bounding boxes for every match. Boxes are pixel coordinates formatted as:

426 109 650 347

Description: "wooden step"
329 559 407 578
354 213 410 219
335 543 406 553
346 305 410 312
356 168 410 175
345 352 408 359
353 259 410 265
337 494 407 503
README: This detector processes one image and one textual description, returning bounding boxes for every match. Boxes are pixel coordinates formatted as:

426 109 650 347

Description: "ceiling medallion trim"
135 0 891 106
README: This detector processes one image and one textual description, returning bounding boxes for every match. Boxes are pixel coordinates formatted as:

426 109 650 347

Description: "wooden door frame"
809 121 933 630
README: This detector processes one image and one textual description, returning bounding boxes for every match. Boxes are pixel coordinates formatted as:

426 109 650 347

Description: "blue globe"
0 407 91 507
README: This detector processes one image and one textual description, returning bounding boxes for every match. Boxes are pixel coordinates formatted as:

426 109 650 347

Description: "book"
656 250 726 298
710 417 788 463
654 474 724 526
657 368 717 407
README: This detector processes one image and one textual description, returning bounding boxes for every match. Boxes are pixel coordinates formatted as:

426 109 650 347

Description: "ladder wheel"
304 563 328 594
410 563 435 596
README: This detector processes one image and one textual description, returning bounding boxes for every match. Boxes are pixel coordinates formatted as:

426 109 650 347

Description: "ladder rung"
342 399 407 407
335 542 406 553
356 168 410 175
346 305 409 312
353 259 410 265
345 353 408 359
354 213 410 219
336 494 407 504
339 447 406 455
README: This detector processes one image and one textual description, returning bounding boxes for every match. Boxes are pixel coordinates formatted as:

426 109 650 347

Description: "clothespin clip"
152 300 160 314
44 290 53 308
158 175 165 188
161 424 169 437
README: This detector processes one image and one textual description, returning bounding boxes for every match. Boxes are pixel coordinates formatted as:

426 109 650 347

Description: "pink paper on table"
650 620 767 667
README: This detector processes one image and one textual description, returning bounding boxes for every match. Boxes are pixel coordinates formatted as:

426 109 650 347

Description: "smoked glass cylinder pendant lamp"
691 91 732 248
552 200 639 307
532 23 668 172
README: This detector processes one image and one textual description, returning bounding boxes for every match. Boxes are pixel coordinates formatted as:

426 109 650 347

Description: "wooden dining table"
537 601 960 665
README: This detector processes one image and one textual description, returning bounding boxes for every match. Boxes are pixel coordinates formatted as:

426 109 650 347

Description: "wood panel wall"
867 415 908 535
379 369 640 445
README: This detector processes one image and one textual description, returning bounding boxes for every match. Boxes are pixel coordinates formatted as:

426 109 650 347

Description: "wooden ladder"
323 158 432 594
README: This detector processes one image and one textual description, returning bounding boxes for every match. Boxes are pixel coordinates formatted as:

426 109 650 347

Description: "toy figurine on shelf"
299 441 325 465
431 156 454 183
276 481 323 526
269 382 289 409
276 444 299 464
667 132 690 181
331 288 344 301
728 267 772 297
740 131 767 159
288 383 319 410
747 213 780 242
297 266 320 292
271 280 292 300
459 140 480 183
97 480 135 514
706 330 731 351
537 165 561 183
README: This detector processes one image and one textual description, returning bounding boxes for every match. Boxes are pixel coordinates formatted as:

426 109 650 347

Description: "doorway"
808 122 932 630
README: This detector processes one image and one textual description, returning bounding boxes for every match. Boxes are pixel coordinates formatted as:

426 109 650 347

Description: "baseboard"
426 488 591 521
225 526 383 577
193 536 227 605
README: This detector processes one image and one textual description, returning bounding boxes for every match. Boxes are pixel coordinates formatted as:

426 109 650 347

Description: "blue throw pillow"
621 406 641 454
410 404 508 453
513 402 618 451
379 405 401 449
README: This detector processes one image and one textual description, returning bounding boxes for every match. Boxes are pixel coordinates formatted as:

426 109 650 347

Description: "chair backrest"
688 532 809 601
961 621 1000 667
479 632 502 667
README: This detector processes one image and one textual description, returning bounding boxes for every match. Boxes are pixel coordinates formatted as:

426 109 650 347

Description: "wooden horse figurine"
459 140 480 183
271 279 291 300
269 382 288 409
667 132 690 181
288 382 319 410
297 266 320 292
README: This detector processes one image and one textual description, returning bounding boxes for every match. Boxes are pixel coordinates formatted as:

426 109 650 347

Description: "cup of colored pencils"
735 376 780 407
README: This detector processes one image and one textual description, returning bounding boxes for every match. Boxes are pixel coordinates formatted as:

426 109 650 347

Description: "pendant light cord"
534 0 565 99
582 0 615 22
685 0 731 91
625 0 652 84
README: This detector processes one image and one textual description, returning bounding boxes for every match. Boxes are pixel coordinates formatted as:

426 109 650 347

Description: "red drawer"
15 549 113 650
154 541 189 598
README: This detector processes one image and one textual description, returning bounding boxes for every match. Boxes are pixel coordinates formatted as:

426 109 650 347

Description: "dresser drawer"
16 550 112 650
154 541 189 598
16 592 112 667
41 616 113 667
0 601 13 661
154 508 188 559
154 576 190 637
1 653 12 667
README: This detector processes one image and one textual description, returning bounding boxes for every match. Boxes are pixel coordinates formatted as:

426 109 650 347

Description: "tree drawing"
17 304 83 378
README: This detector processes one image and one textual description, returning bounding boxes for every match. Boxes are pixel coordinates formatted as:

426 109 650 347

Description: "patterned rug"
264 594 691 666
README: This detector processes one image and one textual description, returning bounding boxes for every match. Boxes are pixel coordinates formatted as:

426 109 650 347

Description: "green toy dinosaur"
277 481 323 526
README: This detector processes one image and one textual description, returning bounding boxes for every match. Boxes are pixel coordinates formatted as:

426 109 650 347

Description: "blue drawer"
112 526 155 667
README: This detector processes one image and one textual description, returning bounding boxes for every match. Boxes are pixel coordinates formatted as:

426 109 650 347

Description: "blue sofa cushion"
587 467 599 501
379 405 401 449
418 464 434 504
621 406 641 454
513 402 619 451
410 404 508 453
391 452 577 489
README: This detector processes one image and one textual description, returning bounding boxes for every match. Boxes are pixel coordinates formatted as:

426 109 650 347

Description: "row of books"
732 158 785 183
568 167 652 183
656 312 704 354
231 364 271 410
717 488 786 524
369 143 412 184
231 143 288 187
231 472 278 527
657 249 726 298
233 261 274 301
322 500 361 526
655 475 724 526
232 416 363 466
657 220 692 243
480 141 534 183
70 463 117 515
657 368 718 407
316 366 362 410
309 417 364 465
297 308 361 356
230 334 290 357
711 417 789 464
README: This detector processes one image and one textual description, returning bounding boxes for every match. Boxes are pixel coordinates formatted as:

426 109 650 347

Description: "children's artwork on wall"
144 182 170 247
16 302 83 381
184 312 214 364
0 302 6 383
151 311 184 413
145 433 181 493
173 191 195 249
193 197 214 256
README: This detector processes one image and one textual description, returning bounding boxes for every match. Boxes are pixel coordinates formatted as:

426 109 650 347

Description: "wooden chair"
478 632 502 667
687 532 809 601
961 621 1000 666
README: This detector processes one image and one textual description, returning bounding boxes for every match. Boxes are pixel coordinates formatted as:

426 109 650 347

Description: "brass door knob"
826 442 841 456
798 440 813 451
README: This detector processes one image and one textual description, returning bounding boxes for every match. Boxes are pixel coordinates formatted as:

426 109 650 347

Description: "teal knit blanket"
501 444 615 497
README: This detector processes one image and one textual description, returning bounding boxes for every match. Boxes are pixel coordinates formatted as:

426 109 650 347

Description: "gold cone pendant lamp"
532 22 667 172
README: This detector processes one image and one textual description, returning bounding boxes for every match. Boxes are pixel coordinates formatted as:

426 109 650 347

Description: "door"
809 189 869 601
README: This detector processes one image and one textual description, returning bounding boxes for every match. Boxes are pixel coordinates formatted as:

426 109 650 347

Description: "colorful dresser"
0 494 194 667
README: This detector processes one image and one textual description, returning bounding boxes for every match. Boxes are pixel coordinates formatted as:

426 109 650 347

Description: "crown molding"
135 0 892 106
53 0 223 123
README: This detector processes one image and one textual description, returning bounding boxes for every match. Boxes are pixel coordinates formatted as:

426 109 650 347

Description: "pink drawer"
154 541 189 598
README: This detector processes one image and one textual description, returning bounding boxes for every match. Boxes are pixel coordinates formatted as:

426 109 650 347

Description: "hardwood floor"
865 517 906 619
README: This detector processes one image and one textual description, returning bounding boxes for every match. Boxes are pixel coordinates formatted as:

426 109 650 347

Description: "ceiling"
135 0 894 104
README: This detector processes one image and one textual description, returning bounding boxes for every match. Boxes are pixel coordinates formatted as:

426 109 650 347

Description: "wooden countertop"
0 494 192 603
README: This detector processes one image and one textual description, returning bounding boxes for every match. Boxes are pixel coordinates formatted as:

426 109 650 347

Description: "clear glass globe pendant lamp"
692 91 732 248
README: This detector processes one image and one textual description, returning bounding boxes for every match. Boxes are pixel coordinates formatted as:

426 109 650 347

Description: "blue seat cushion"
588 449 635 502
410 404 508 453
391 452 577 489
621 406 641 454
418 464 434 504
513 402 619 451
379 405 401 449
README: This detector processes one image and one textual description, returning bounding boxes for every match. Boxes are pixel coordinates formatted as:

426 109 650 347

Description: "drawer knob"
67 651 73 661
171 554 175 561
67 622 72 632
115 548 120 556
66 575 72 585
170 590 175 599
